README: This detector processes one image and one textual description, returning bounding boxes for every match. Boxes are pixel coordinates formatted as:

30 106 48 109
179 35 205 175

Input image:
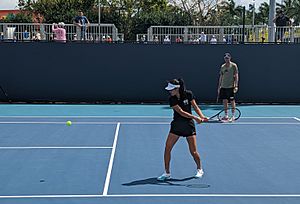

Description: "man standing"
217 53 239 121
73 11 90 41
273 9 291 42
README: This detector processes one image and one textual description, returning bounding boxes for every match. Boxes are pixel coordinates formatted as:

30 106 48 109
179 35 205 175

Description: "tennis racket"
203 108 241 123
0 85 11 103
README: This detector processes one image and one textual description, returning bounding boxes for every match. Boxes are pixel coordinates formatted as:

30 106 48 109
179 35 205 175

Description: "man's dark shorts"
219 88 235 101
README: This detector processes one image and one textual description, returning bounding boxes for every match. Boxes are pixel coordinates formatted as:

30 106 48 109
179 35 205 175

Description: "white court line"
0 122 118 125
0 116 171 118
103 122 120 196
0 147 112 150
294 117 300 122
1 194 300 199
0 116 297 118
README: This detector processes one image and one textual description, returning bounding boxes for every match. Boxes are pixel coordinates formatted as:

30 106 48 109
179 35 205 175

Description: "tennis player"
157 79 207 181
217 53 239 121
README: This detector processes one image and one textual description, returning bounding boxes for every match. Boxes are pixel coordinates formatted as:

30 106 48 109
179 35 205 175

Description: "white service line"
0 146 112 150
103 122 121 196
1 194 300 199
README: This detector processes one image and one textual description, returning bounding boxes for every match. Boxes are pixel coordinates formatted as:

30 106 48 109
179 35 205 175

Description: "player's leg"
186 135 204 178
164 133 180 173
157 133 179 181
222 99 229 120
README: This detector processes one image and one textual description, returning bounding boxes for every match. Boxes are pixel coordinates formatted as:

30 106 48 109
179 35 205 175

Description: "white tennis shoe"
157 173 171 181
194 169 204 178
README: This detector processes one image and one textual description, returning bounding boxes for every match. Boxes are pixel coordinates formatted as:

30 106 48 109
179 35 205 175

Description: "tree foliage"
5 0 299 40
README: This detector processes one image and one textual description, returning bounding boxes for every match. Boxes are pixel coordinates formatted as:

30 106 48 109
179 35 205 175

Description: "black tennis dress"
169 90 196 137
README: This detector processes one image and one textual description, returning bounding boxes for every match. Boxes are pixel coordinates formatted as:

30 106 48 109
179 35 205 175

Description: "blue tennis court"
0 104 300 204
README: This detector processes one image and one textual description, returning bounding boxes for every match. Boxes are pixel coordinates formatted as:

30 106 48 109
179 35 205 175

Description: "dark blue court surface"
0 105 300 204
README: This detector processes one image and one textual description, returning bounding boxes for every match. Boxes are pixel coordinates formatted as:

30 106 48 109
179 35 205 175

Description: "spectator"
199 32 207 43
222 36 227 43
273 9 291 42
175 36 182 43
73 34 78 41
163 35 171 44
73 11 90 41
23 30 30 41
153 35 159 43
0 32 4 40
52 22 66 42
108 35 112 43
33 13 45 40
227 33 235 44
210 35 217 44
193 37 199 44
32 32 41 41
106 35 112 43
140 35 146 43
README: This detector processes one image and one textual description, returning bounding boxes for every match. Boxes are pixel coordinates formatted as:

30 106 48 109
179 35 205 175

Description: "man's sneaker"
221 115 229 121
157 173 171 181
194 169 204 178
229 116 235 122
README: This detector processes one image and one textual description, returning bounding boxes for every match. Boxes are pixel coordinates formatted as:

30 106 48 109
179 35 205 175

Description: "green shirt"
220 62 238 88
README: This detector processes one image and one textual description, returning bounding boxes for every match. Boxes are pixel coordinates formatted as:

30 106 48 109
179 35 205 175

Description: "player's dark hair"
178 78 187 98
168 79 180 86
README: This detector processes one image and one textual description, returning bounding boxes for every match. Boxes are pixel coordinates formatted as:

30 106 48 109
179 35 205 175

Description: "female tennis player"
157 79 207 181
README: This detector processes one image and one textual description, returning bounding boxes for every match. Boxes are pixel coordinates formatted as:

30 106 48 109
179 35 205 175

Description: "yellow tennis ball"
66 121 72 126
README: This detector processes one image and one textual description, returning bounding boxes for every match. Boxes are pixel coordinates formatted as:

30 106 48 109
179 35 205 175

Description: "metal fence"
138 25 300 43
0 23 122 42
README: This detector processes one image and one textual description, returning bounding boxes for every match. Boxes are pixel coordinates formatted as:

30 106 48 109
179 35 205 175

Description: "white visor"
165 83 180 91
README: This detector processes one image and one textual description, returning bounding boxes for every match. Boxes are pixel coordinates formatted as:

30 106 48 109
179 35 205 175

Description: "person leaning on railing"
273 9 291 42
73 11 90 41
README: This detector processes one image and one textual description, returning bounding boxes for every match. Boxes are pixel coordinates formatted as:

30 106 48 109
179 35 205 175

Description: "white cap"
165 82 180 91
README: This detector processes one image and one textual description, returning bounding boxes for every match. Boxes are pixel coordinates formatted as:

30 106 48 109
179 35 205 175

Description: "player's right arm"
218 68 223 94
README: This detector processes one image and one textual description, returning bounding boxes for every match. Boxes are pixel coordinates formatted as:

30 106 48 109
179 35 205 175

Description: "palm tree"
257 2 269 25
277 0 300 25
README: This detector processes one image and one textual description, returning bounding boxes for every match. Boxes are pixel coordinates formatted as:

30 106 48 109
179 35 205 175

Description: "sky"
0 0 281 10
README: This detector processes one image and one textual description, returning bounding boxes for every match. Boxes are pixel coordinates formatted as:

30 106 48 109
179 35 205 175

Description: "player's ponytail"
178 78 187 98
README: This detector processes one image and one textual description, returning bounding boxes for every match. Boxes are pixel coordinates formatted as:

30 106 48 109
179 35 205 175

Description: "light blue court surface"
0 104 300 204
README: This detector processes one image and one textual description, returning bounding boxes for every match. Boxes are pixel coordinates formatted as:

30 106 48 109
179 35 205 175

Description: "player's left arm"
234 64 239 92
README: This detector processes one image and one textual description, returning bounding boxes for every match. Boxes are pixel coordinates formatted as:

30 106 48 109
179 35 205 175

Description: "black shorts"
170 120 196 137
219 88 235 101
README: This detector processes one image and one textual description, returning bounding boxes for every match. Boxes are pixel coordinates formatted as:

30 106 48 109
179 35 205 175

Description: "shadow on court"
122 177 210 188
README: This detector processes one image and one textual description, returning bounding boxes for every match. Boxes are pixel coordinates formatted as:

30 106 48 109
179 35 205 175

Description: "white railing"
0 23 121 42
143 25 300 43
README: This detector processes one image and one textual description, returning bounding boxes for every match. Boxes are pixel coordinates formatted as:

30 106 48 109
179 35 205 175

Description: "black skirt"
170 119 196 137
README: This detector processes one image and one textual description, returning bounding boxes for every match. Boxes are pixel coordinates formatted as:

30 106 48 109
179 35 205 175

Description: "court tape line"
1 194 300 199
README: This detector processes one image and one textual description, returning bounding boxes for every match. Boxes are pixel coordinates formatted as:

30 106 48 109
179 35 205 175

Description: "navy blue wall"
0 42 299 103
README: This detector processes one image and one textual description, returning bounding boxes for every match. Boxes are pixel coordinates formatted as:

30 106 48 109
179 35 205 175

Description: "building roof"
0 10 20 20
